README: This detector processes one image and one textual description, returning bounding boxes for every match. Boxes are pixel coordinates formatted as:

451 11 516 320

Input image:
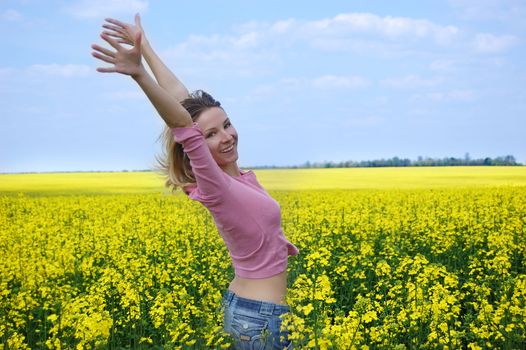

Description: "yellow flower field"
2 166 525 195
0 167 525 349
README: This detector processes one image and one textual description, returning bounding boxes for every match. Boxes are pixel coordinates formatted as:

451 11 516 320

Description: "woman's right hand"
102 13 146 48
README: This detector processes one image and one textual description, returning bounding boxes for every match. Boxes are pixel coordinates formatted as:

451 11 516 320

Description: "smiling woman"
91 13 296 349
192 104 239 172
156 90 242 192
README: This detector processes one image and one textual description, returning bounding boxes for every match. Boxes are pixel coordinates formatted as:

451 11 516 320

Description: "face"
196 107 239 168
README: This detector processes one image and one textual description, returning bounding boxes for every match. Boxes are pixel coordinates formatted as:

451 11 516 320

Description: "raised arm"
102 14 189 102
91 32 191 128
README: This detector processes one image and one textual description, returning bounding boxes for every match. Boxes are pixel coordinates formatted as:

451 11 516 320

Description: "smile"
221 144 235 153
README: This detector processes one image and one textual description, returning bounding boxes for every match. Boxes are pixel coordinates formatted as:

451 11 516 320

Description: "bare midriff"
228 270 288 305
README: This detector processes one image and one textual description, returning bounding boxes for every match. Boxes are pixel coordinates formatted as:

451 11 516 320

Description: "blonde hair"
156 90 222 192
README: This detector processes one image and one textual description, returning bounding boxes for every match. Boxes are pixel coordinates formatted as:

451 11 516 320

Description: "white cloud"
164 12 466 78
63 0 148 19
412 89 476 102
449 0 526 21
1 9 22 21
266 12 460 47
1 65 92 80
27 64 92 78
312 75 371 89
381 75 442 89
166 11 520 72
280 75 371 90
321 13 459 45
472 33 520 54
232 31 261 49
163 33 279 79
247 74 371 101
160 11 516 95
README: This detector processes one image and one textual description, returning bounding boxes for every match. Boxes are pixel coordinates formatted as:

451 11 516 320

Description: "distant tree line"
293 154 522 168
8 154 521 174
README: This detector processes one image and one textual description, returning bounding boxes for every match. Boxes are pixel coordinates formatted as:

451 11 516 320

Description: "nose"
220 130 234 143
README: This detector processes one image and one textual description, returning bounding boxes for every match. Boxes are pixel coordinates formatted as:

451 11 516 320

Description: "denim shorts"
222 290 293 350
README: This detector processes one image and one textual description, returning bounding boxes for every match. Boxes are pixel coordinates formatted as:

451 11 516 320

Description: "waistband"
223 290 290 316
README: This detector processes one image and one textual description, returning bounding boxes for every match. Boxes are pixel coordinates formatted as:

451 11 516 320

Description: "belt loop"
225 290 235 307
259 301 274 316
227 290 236 306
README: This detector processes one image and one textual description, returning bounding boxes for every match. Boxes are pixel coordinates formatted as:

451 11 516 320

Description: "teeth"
222 144 234 153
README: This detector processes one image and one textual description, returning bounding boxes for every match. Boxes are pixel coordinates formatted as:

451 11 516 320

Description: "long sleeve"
173 124 298 278
172 123 230 203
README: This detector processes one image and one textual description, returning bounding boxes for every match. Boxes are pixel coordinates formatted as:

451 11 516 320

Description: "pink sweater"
172 123 299 278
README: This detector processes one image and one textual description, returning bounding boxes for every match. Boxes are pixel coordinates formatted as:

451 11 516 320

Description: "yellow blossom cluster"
1 185 525 349
0 194 232 349
275 187 525 349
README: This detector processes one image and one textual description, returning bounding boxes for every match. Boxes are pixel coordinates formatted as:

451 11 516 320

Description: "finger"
91 44 115 58
106 18 130 32
132 31 142 52
103 31 125 40
135 13 141 27
105 18 127 29
100 33 121 50
102 32 132 45
128 32 142 55
96 67 118 73
102 30 119 37
102 24 126 35
91 51 115 64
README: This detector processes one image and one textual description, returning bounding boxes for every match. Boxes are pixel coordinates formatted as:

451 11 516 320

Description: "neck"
221 162 241 177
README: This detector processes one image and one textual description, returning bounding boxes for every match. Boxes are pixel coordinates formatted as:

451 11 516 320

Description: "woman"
91 14 298 349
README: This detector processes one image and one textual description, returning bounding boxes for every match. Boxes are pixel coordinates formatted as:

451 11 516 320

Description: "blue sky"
1 0 525 173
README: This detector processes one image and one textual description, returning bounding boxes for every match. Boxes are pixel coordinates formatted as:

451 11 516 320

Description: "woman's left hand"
91 31 144 78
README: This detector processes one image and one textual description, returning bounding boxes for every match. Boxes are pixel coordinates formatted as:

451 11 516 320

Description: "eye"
206 131 216 139
224 121 232 128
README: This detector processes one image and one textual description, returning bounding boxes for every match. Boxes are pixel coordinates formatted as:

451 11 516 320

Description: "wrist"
141 36 151 49
131 64 148 80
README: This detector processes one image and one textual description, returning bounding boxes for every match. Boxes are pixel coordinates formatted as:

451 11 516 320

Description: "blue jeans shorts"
222 290 293 350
